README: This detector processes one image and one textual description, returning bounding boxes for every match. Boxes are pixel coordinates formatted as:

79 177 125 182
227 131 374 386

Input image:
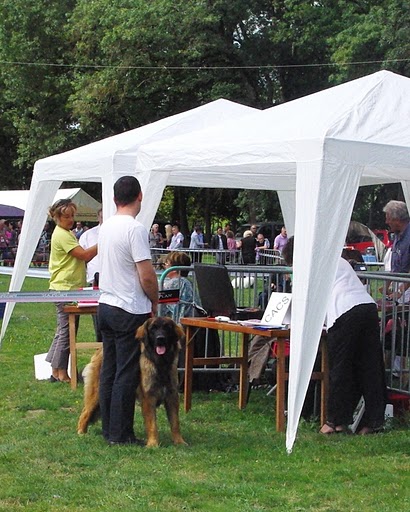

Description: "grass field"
0 275 409 512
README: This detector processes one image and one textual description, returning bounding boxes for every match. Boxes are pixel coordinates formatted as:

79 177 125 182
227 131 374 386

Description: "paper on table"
238 319 284 328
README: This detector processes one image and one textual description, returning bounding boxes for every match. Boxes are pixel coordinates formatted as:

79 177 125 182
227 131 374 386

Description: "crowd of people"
147 221 288 266
0 216 97 266
0 219 22 261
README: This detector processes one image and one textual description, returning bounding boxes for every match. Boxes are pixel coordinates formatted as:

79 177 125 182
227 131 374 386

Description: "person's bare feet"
57 369 71 383
320 422 346 434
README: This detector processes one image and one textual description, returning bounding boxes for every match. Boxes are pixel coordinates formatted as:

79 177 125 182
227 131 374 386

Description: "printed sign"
261 292 292 326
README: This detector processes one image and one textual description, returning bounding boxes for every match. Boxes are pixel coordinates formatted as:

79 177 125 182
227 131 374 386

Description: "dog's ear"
136 318 150 341
174 323 185 341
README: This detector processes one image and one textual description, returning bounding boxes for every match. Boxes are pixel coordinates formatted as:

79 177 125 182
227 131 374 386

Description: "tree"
329 0 410 83
0 0 77 185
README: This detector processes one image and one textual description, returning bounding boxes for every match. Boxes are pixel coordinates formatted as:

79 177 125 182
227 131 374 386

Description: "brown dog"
77 316 187 447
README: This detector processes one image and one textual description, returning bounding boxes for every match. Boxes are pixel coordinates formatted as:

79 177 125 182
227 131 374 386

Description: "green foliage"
66 0 272 138
0 0 409 221
234 190 283 225
329 0 410 82
0 0 76 180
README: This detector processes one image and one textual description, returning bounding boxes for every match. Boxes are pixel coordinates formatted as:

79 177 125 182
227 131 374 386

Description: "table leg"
69 314 77 390
184 325 194 412
276 339 286 432
238 333 250 409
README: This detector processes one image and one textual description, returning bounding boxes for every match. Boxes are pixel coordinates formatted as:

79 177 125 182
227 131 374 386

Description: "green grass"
0 275 409 511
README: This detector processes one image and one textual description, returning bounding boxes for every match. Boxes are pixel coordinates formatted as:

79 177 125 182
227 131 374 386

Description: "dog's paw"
172 435 188 446
145 439 160 448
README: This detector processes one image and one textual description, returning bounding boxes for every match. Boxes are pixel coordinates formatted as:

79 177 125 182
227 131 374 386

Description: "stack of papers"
238 319 285 329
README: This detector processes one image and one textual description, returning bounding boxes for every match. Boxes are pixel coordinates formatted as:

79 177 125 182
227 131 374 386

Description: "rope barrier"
0 289 179 304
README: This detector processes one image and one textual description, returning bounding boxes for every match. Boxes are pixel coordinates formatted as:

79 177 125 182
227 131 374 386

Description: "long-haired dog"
77 316 187 447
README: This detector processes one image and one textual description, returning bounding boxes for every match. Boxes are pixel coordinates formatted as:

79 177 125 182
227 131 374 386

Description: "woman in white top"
282 237 386 435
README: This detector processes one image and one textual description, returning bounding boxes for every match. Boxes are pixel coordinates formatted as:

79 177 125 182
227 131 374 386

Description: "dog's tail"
77 348 103 434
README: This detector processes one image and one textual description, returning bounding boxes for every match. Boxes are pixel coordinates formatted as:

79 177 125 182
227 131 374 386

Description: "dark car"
235 222 283 245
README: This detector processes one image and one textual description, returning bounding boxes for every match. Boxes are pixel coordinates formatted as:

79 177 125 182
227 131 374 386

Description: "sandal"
320 421 347 435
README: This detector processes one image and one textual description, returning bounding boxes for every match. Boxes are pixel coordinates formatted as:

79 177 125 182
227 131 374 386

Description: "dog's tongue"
156 346 166 355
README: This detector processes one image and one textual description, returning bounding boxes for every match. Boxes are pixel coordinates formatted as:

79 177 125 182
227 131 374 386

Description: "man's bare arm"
136 259 159 315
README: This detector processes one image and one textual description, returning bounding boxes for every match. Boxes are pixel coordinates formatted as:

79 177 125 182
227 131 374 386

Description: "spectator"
98 176 158 445
255 232 270 264
79 207 103 341
210 226 228 264
164 224 173 248
72 221 84 239
149 223 163 249
168 224 184 250
15 220 23 245
46 199 97 383
5 220 17 248
79 209 102 285
34 222 50 265
161 251 197 323
226 230 237 251
0 220 10 260
282 237 386 435
382 200 410 384
189 225 205 262
225 230 238 264
383 200 410 298
273 226 288 253
238 229 256 264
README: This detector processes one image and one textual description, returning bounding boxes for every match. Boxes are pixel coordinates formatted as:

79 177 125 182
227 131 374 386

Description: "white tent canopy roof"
3 71 410 453
137 70 409 187
0 188 101 222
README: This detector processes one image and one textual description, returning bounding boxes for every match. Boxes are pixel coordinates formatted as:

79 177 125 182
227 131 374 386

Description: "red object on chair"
271 340 290 358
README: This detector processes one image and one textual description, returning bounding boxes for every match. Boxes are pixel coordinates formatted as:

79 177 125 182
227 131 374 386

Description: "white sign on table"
261 292 292 327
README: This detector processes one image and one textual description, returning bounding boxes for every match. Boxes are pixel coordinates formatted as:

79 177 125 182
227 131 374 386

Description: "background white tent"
135 70 410 452
0 99 257 344
0 188 101 222
3 70 410 452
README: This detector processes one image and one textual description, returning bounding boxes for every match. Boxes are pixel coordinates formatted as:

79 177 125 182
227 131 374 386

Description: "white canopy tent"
3 71 410 452
0 99 257 342
135 70 410 452
0 188 101 222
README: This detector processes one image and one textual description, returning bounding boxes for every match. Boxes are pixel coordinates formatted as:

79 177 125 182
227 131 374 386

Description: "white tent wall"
286 147 363 452
400 181 410 211
136 171 171 228
277 190 296 236
1 99 257 344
